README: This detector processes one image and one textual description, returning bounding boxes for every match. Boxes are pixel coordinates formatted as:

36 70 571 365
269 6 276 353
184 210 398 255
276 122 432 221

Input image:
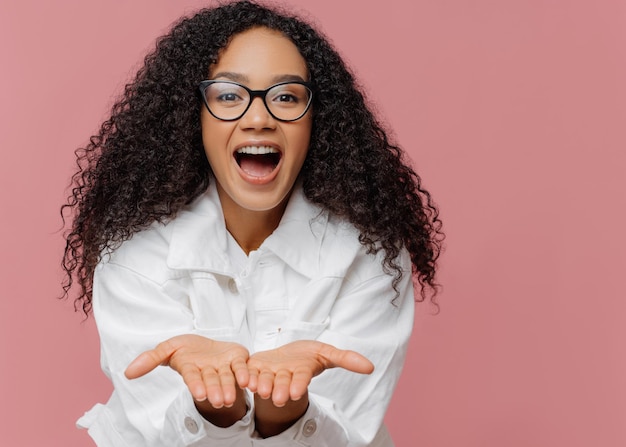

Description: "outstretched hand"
247 340 374 407
125 337 373 411
125 334 250 409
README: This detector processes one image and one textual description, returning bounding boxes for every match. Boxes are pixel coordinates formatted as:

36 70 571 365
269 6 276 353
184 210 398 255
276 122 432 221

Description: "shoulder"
98 218 175 283
327 219 411 284
99 188 224 282
296 191 410 282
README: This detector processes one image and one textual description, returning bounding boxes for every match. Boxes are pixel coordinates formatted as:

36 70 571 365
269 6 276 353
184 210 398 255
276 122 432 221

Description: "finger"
178 363 208 402
231 356 250 389
247 367 259 392
320 345 375 374
217 365 238 408
125 340 177 379
201 367 225 408
289 367 313 401
256 369 275 400
271 370 292 407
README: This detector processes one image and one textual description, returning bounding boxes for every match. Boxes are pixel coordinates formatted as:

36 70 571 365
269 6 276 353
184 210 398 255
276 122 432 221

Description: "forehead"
209 27 308 85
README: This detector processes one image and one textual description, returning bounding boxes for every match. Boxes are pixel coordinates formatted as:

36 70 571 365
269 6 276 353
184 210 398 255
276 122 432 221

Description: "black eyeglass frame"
198 80 314 122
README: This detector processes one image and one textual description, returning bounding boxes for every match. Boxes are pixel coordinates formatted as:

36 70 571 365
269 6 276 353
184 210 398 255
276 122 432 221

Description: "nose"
239 96 276 130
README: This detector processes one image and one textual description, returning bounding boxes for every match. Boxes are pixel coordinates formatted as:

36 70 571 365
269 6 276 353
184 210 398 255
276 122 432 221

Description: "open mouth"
235 146 281 178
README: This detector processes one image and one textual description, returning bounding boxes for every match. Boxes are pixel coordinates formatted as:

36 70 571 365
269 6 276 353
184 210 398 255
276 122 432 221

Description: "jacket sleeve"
81 260 255 447
258 249 415 447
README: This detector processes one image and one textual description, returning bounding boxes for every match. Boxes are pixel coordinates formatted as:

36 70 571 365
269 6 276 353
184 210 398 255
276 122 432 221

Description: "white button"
302 419 317 437
184 416 199 434
228 278 238 294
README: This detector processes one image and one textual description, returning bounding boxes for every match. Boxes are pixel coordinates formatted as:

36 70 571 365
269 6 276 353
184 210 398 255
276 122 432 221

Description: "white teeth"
236 146 278 155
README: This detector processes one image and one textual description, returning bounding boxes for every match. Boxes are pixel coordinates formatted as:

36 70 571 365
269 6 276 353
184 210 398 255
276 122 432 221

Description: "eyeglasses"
198 80 313 122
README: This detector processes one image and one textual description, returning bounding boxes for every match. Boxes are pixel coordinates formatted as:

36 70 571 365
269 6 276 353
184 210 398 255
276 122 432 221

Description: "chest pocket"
186 274 246 343
275 317 331 345
275 276 343 345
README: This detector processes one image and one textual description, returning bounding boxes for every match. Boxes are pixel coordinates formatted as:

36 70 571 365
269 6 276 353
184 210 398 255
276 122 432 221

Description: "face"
201 27 312 220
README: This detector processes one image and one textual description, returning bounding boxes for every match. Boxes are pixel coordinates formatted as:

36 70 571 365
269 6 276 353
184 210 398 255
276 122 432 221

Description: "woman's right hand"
125 335 250 412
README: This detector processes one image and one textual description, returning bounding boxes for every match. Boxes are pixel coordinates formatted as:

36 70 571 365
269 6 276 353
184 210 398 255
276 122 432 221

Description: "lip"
232 140 283 185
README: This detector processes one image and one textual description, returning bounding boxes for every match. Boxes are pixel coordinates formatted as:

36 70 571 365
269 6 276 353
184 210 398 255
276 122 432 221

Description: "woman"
62 1 443 446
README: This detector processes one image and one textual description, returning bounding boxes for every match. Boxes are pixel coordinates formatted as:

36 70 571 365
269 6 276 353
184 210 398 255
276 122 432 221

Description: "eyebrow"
211 71 308 84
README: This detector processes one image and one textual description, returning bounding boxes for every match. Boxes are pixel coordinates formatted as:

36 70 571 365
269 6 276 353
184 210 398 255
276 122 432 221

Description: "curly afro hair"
61 0 444 315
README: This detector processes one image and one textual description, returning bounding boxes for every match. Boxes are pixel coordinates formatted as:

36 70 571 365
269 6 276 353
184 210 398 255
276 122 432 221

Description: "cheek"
201 115 234 154
200 113 213 149
292 119 313 155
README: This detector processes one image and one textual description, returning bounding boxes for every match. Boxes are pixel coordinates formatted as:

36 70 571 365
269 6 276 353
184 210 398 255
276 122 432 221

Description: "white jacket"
77 183 414 446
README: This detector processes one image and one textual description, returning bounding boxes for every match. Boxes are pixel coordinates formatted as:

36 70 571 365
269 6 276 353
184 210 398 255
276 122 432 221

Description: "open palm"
125 334 250 409
247 340 374 407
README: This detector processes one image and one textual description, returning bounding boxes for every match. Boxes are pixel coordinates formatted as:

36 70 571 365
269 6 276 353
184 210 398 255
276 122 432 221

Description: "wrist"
195 388 248 428
253 392 309 438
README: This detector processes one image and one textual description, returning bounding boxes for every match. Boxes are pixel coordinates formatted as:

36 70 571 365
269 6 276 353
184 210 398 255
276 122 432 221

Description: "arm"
238 249 415 446
310 268 414 446
86 261 255 447
247 340 374 438
124 334 250 427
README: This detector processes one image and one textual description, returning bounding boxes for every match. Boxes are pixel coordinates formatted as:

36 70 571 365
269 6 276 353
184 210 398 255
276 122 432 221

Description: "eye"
268 84 309 107
206 82 247 108
216 92 244 103
275 93 298 103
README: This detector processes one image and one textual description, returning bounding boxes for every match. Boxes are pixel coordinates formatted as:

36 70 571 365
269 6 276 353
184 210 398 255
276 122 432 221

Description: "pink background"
1 0 625 445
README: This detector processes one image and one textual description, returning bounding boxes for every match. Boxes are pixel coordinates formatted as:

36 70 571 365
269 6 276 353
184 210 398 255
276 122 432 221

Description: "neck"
216 185 289 255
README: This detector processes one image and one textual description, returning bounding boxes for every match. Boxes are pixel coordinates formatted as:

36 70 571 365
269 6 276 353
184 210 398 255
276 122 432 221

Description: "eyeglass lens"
203 82 311 121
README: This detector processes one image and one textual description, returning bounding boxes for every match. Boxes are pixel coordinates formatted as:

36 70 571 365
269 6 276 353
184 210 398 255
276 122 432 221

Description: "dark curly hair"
61 0 444 315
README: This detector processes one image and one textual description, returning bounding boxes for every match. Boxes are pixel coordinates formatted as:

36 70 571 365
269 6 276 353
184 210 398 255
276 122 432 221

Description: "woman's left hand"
247 340 374 407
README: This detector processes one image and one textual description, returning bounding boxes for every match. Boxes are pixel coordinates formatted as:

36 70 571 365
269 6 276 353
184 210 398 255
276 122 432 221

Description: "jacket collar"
167 181 328 279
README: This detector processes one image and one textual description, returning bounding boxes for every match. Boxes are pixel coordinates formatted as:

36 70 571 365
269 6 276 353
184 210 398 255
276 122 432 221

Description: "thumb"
125 341 176 379
320 344 375 375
